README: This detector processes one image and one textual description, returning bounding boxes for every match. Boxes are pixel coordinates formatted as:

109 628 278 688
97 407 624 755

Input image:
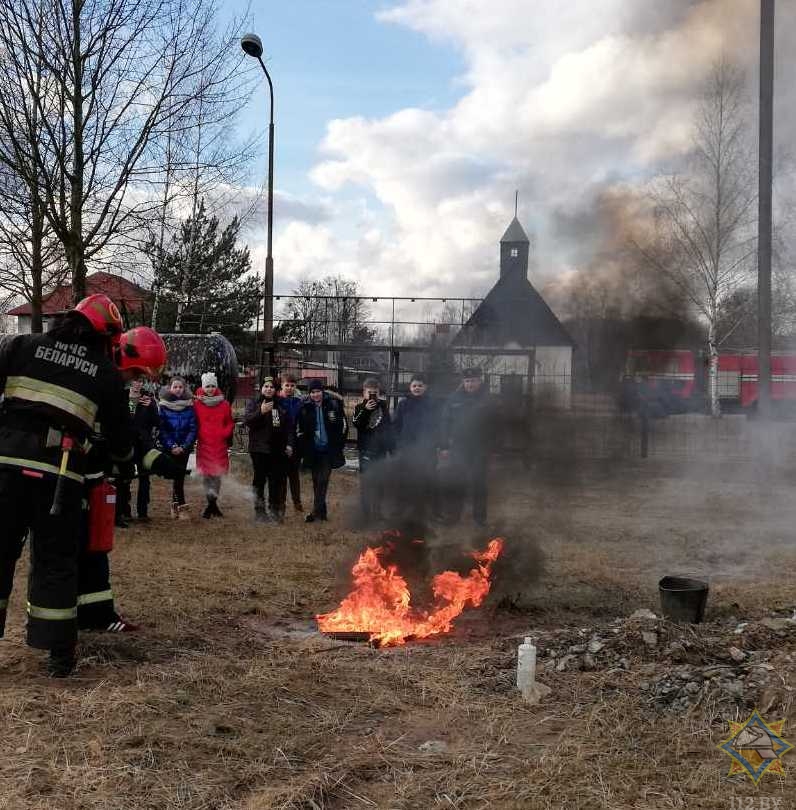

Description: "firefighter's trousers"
77 481 117 628
0 469 81 650
77 549 116 629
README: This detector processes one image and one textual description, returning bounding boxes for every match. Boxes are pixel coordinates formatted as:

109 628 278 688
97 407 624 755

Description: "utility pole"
757 0 775 418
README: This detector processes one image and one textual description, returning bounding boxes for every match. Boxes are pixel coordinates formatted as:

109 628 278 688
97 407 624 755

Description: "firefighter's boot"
47 644 76 678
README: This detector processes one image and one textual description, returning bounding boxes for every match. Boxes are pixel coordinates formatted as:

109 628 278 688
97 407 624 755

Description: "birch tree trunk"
634 60 757 418
707 314 720 417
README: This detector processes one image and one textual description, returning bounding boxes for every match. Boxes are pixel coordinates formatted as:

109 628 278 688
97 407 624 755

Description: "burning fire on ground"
316 534 505 646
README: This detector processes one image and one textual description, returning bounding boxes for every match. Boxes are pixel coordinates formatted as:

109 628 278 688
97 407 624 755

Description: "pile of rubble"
534 609 796 715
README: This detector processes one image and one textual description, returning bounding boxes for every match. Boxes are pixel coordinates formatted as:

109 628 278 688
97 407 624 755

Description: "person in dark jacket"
394 375 438 448
79 326 180 633
0 294 134 677
439 367 491 526
245 377 291 523
352 378 393 520
291 379 347 523
277 374 305 512
115 377 160 526
393 374 439 522
158 376 197 519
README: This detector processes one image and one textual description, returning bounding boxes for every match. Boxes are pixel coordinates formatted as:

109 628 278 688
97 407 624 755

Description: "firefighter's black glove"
149 452 182 480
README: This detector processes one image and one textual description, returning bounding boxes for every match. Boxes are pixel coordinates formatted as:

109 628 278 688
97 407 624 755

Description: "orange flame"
316 537 505 646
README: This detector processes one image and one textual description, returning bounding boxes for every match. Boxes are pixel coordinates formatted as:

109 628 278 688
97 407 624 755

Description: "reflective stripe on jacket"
0 334 134 475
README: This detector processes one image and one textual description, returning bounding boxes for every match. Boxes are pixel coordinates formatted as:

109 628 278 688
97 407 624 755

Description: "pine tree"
148 199 260 340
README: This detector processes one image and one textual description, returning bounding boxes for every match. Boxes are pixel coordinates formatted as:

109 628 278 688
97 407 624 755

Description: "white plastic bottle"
517 637 536 699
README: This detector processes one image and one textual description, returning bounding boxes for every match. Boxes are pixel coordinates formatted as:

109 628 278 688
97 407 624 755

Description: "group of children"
244 375 347 524
246 367 491 527
350 367 491 526
118 365 492 528
116 371 234 525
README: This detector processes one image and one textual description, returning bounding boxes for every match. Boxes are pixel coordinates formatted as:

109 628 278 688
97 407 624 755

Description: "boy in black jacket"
439 367 491 526
353 378 393 521
244 377 292 523
393 375 437 449
393 374 438 522
116 378 160 525
291 379 348 522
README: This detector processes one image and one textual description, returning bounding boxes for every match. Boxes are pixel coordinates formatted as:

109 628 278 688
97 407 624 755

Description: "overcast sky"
233 0 796 314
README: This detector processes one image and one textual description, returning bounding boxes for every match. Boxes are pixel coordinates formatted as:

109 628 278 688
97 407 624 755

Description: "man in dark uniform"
77 326 180 634
439 367 492 526
0 294 134 676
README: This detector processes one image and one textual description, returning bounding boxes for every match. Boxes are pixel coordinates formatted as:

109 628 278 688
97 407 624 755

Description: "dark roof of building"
500 216 529 244
453 272 574 348
8 271 151 316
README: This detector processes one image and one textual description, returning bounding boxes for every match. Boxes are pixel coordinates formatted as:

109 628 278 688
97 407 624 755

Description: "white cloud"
253 0 796 310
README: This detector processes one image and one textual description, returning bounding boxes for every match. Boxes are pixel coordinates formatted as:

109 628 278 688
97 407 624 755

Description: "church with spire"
453 214 573 406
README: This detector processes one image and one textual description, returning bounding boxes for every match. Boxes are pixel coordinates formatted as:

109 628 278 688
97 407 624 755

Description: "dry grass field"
2 453 796 809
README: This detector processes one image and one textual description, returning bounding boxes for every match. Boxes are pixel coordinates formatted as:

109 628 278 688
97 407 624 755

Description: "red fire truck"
624 349 699 412
624 349 796 411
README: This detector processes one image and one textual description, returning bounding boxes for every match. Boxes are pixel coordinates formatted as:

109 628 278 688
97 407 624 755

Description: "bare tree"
146 31 261 327
636 60 757 416
0 11 68 331
0 159 68 332
0 288 18 334
0 0 253 303
276 277 376 345
147 130 177 329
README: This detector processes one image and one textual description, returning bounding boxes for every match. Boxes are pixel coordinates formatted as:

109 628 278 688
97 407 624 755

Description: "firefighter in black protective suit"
77 326 180 634
0 294 134 677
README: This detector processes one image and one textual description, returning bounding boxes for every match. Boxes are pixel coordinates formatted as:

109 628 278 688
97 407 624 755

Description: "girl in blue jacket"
158 376 197 518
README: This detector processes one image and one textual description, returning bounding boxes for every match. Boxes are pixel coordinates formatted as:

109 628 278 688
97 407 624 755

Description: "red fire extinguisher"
87 481 116 553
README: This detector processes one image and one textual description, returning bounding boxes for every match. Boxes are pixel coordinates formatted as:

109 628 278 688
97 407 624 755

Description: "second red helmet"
117 327 167 379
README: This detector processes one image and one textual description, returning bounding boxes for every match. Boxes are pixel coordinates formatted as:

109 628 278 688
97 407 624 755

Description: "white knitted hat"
201 371 218 390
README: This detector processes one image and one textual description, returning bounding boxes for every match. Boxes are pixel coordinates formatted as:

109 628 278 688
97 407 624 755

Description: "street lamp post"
241 32 275 345
757 0 775 419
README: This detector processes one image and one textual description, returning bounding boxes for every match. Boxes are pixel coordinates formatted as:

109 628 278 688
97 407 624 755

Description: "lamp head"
240 33 263 58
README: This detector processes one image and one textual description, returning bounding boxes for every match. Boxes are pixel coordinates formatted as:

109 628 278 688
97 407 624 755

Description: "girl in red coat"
194 372 235 518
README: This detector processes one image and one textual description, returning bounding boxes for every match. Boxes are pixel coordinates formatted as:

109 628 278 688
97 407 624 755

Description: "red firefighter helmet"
117 327 167 379
74 294 124 342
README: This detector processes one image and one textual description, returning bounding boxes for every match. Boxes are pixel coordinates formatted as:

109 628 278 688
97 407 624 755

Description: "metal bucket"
658 576 709 623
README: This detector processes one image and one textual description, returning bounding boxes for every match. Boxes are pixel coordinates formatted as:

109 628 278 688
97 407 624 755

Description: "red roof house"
8 272 152 333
